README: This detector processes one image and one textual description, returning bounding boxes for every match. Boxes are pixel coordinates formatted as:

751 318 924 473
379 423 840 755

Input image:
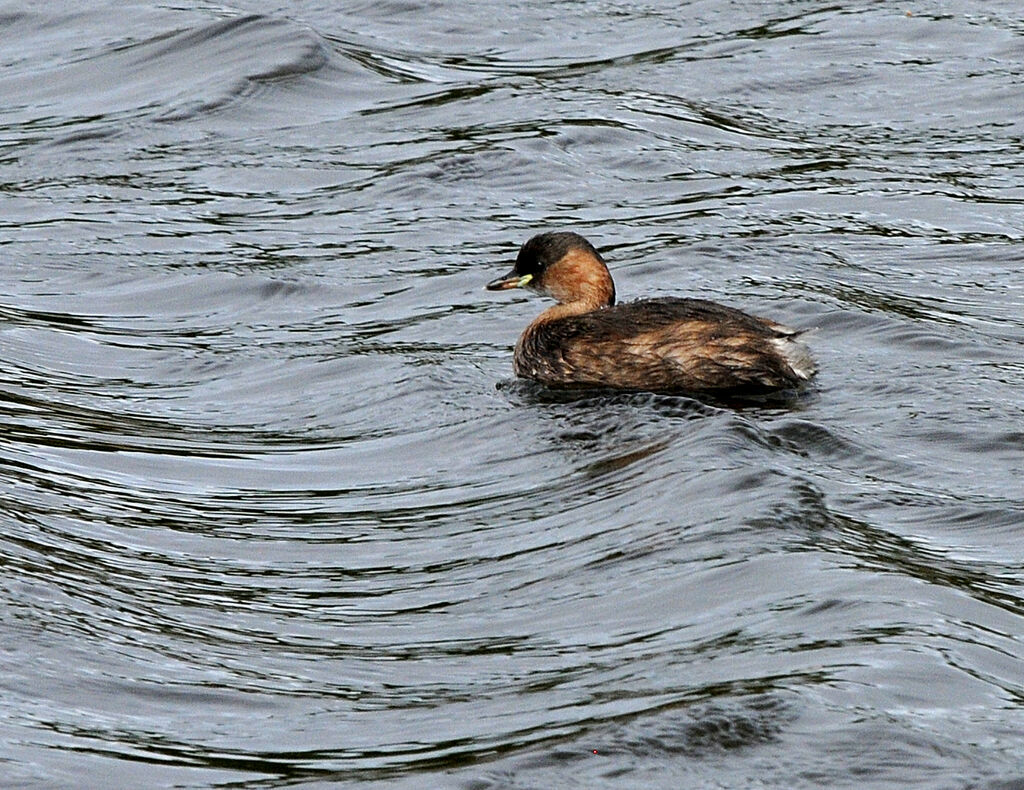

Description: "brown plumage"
486 231 816 395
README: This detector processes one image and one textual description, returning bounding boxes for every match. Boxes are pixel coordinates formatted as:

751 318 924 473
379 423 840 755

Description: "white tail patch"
770 329 817 381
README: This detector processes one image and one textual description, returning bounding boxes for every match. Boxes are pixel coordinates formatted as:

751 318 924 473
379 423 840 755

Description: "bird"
485 231 816 395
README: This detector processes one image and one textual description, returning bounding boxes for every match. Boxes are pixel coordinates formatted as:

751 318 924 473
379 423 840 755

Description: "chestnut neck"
534 248 615 322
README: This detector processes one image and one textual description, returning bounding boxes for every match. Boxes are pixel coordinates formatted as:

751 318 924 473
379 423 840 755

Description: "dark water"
3 1 1024 787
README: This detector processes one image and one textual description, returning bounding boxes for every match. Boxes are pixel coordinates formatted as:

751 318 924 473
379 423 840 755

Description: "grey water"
2 1 1023 787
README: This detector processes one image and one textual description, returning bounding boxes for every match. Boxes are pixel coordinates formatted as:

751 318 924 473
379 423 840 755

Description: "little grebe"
486 231 816 395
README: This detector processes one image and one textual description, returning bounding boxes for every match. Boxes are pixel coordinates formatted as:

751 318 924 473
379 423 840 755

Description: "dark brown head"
485 231 616 308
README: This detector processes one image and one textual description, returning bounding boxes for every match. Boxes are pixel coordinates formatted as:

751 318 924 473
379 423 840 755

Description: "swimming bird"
486 231 816 395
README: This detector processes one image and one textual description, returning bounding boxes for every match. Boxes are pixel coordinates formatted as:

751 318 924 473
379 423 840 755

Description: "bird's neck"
535 300 604 324
540 250 616 319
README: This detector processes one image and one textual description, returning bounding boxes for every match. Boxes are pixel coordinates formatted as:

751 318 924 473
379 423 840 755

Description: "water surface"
2 1 1023 787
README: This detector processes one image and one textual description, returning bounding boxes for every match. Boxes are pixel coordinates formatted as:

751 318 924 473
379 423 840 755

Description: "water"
2 1 1023 787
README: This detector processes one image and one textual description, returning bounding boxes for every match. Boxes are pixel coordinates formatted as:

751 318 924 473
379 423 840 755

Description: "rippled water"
3 1 1024 787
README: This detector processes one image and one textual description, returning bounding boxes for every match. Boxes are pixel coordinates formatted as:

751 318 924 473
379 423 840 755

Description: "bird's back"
514 297 814 394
